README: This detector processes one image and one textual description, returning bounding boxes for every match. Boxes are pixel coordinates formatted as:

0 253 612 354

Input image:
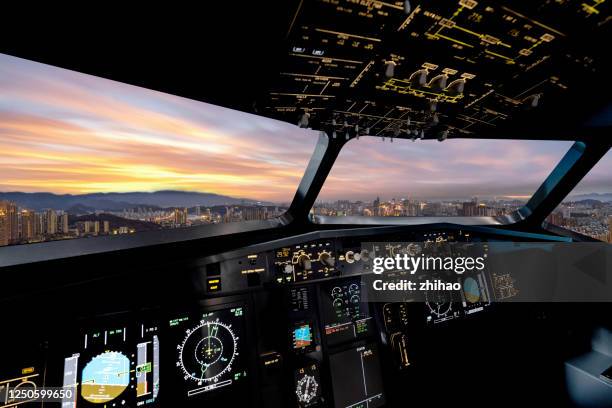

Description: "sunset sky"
0 53 610 203
320 137 612 201
0 54 318 203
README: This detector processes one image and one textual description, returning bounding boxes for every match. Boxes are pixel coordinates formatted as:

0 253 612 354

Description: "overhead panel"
260 0 610 139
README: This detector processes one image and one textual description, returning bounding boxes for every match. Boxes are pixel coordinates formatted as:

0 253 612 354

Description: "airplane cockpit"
1 1 611 407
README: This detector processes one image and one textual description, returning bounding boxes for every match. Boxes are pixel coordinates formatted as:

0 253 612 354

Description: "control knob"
319 251 335 267
297 254 312 271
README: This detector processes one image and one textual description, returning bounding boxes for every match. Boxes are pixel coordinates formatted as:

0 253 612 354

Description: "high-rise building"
0 201 19 246
373 197 380 216
60 213 69 234
20 209 36 241
173 208 188 225
462 201 477 216
81 220 101 235
546 211 564 226
34 213 44 237
243 206 268 221
45 209 58 235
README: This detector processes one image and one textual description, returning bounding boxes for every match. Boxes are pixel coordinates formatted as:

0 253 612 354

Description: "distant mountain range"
568 193 612 202
0 190 272 212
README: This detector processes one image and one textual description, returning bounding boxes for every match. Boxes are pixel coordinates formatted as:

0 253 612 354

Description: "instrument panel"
274 241 339 284
0 225 562 407
1 304 252 408
226 229 491 287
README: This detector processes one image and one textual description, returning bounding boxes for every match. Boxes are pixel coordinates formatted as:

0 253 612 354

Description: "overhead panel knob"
404 0 411 14
319 251 336 267
428 74 448 92
446 78 466 95
523 93 542 108
384 60 397 78
409 69 428 87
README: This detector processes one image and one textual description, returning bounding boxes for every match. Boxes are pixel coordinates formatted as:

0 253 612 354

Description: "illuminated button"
207 277 221 292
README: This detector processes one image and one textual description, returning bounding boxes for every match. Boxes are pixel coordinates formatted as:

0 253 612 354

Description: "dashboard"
0 225 576 407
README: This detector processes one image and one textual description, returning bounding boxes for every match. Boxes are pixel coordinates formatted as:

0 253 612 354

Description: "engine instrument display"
321 278 373 346
167 306 247 400
61 320 160 407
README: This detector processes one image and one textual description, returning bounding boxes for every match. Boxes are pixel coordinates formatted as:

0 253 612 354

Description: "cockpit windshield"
0 53 318 248
314 136 573 218
547 149 612 240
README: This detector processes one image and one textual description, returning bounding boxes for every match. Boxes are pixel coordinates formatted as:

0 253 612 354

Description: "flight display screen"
292 321 315 353
329 344 385 408
320 278 373 346
0 363 45 407
458 272 492 315
166 306 248 402
425 271 492 325
61 320 160 407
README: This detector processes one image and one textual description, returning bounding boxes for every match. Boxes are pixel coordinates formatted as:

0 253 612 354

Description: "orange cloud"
0 53 317 202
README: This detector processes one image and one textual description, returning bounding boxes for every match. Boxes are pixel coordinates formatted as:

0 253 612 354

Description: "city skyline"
2 194 611 247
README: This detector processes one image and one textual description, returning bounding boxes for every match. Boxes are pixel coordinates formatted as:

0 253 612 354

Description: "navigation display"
329 344 385 408
61 320 160 407
320 278 373 346
425 271 492 325
166 306 248 402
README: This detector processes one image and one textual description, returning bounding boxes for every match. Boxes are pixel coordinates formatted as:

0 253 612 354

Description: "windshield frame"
293 132 610 231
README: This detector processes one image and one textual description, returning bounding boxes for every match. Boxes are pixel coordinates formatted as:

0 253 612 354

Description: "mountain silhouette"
0 190 272 211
